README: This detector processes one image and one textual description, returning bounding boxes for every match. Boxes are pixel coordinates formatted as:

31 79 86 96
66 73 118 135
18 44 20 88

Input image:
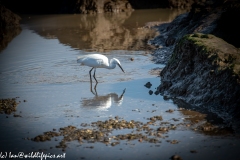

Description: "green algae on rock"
170 33 240 75
159 33 240 129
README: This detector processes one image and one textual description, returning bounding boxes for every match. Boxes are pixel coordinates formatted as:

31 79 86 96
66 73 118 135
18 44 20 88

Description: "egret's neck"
107 59 117 69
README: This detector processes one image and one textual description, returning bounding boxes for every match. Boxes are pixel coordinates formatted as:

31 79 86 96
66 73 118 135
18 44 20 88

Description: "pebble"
171 155 182 160
166 109 174 113
144 82 152 88
190 150 197 153
149 90 153 95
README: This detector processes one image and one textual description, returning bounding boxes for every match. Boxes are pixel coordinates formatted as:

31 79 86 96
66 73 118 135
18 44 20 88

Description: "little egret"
77 54 124 83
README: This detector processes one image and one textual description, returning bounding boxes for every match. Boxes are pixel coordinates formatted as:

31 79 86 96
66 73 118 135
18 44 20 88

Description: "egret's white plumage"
77 54 124 83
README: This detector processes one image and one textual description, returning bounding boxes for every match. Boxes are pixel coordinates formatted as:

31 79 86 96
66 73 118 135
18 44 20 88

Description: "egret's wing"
77 54 108 68
77 57 104 68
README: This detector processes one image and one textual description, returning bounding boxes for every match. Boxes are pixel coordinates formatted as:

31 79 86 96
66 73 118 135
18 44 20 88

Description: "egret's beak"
118 64 125 73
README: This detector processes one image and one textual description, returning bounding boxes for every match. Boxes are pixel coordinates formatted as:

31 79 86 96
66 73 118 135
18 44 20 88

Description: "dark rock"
149 90 153 95
144 82 152 88
190 150 197 153
154 90 159 95
159 33 240 130
150 0 240 66
149 0 240 132
165 36 176 46
151 0 240 49
0 4 21 28
0 4 21 51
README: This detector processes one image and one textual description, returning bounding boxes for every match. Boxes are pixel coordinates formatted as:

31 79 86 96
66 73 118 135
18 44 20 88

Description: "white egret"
77 54 124 83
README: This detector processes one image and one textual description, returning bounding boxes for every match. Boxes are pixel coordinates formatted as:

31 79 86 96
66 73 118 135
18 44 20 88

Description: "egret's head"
112 58 124 73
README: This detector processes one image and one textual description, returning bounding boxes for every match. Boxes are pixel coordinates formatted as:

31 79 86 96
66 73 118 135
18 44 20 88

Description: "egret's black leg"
89 67 94 83
90 80 98 95
93 68 98 83
94 83 98 96
90 79 94 94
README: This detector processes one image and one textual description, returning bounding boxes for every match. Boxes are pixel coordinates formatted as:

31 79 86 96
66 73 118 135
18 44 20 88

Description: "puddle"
0 9 240 160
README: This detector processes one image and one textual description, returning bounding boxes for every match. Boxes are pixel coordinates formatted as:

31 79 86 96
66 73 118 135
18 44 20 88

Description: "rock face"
150 0 240 65
0 4 21 51
159 33 240 128
0 4 21 28
150 0 240 130
151 0 240 49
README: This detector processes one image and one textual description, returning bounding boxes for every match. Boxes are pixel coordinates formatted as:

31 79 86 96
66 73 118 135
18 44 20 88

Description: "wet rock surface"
158 33 240 131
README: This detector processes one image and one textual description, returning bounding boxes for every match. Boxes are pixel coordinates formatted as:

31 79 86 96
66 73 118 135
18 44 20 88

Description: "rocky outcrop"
150 1 240 126
151 0 240 48
150 0 240 65
148 0 240 131
0 4 21 51
0 4 21 28
158 33 240 129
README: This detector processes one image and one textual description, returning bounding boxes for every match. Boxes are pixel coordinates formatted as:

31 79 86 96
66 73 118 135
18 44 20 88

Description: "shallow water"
0 9 240 160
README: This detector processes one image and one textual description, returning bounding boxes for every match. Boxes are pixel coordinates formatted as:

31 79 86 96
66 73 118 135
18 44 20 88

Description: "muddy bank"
149 0 240 132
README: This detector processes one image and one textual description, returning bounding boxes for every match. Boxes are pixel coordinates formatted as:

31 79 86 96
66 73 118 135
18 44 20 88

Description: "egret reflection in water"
81 87 126 111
